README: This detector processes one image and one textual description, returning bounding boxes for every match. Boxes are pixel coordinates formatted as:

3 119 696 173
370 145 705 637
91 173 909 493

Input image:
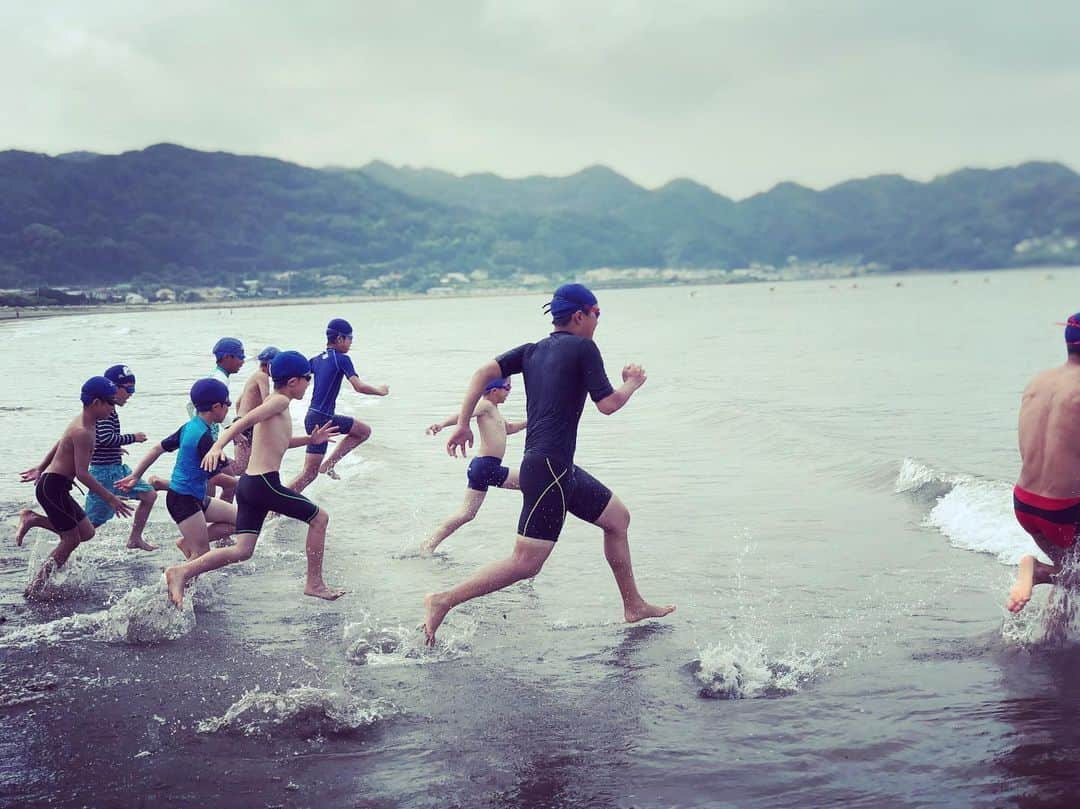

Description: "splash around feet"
423 592 452 646
164 566 187 609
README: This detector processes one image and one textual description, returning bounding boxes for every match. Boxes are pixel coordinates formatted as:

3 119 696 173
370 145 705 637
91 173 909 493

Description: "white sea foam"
895 458 1036 565
196 685 397 738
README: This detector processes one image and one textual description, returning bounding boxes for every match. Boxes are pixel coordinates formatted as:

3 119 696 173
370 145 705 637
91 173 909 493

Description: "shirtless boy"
20 377 134 598
117 379 237 562
420 377 526 555
231 346 279 476
17 364 157 551
1008 313 1080 612
423 283 674 645
163 351 344 609
289 318 389 492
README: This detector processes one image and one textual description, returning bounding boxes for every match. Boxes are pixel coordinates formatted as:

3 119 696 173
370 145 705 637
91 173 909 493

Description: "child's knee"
140 489 158 506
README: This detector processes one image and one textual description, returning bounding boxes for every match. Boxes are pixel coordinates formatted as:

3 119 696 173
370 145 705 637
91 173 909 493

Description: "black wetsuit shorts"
35 473 86 532
235 472 320 536
516 453 612 542
166 490 209 524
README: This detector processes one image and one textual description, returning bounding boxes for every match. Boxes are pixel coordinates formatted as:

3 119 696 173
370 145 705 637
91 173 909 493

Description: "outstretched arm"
595 364 647 416
116 442 167 490
427 404 484 435
445 359 503 457
349 376 389 396
20 441 60 481
506 419 528 435
288 420 339 448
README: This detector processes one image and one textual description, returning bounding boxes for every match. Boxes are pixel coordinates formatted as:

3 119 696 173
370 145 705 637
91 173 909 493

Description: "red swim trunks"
1013 485 1080 549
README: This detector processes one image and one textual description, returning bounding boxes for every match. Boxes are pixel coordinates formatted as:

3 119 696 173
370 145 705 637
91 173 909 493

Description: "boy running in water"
20 377 134 598
423 284 675 645
289 318 388 493
231 346 279 476
117 379 237 561
420 377 526 556
163 351 344 608
17 365 157 551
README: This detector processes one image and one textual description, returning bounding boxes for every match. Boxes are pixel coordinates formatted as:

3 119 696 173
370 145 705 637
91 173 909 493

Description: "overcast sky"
3 0 1077 198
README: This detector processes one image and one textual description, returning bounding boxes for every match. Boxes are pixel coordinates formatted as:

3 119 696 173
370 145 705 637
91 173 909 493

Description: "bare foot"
319 460 341 480
164 566 187 609
304 582 346 600
419 539 439 558
423 592 452 646
15 509 34 547
624 601 677 623
127 537 158 552
24 558 58 600
1007 555 1036 613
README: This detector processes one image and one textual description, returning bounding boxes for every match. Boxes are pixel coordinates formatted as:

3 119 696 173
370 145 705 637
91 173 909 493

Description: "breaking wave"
895 458 1032 564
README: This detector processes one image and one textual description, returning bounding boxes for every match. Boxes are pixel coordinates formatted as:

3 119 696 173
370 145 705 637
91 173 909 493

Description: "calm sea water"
1 269 1079 807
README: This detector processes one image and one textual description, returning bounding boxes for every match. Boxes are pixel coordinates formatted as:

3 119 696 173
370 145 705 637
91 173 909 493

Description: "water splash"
690 636 829 700
343 609 470 666
0 580 195 649
196 685 397 738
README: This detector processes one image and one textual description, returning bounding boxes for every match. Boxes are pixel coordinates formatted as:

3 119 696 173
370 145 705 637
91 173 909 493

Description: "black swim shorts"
35 473 87 532
166 490 208 524
467 456 510 492
235 472 320 536
516 453 612 542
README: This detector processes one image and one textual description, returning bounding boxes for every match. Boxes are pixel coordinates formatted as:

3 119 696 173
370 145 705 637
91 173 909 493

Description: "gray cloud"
2 0 1077 197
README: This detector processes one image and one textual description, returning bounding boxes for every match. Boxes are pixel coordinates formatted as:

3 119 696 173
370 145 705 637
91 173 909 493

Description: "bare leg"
423 536 554 645
288 454 322 495
175 511 212 560
593 496 676 623
25 519 95 599
16 509 55 546
421 489 486 556
303 509 345 600
126 490 158 551
164 533 259 608
320 421 371 479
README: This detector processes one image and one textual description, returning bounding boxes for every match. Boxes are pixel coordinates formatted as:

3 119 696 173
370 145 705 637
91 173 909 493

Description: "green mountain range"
1 144 1077 293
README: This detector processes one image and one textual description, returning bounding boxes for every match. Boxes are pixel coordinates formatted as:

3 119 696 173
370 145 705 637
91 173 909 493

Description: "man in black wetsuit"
423 283 675 645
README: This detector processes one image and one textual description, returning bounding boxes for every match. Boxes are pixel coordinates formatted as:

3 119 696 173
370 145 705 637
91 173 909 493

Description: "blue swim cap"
270 350 311 385
326 318 353 341
212 337 245 360
543 283 598 321
257 346 280 363
1066 313 1080 345
190 378 230 412
104 364 136 392
483 377 511 393
81 376 118 405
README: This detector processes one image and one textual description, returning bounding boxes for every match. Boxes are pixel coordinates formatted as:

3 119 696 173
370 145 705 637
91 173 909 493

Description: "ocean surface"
2 270 1080 807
